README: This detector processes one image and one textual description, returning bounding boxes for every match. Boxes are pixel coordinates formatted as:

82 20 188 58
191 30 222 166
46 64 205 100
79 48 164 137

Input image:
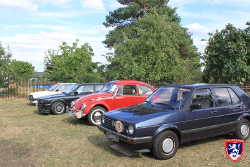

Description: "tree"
103 1 201 83
44 40 100 83
9 60 35 81
202 23 250 85
0 42 12 75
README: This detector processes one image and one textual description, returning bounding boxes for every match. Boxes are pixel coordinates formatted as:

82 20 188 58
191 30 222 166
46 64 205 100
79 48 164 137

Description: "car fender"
237 113 250 123
83 100 111 115
51 99 66 106
152 123 182 144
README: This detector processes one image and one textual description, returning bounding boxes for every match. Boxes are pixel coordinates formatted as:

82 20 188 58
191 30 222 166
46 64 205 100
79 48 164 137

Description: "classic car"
37 83 103 115
67 80 155 126
28 83 76 104
98 83 250 160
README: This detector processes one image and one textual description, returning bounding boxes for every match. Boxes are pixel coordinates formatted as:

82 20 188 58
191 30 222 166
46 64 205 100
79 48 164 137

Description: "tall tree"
9 60 35 81
103 1 201 83
202 23 250 85
44 40 100 83
0 42 12 75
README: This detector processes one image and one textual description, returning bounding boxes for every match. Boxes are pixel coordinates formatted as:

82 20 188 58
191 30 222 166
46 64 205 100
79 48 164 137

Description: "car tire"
233 118 250 141
51 101 65 115
88 106 106 126
152 130 179 160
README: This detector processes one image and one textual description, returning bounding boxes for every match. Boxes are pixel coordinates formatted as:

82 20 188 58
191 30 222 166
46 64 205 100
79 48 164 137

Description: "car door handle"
211 110 218 114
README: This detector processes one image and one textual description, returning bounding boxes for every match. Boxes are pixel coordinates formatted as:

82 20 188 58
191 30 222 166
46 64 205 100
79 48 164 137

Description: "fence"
0 74 250 98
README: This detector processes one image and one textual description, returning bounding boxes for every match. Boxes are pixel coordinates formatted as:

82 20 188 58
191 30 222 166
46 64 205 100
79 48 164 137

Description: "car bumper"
37 104 51 114
98 124 152 153
66 106 86 118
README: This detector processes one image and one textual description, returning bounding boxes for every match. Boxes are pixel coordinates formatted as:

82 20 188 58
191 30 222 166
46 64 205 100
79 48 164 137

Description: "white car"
28 83 76 104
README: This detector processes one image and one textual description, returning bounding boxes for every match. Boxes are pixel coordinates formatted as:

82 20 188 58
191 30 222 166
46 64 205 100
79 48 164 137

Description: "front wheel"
88 106 106 126
152 131 179 160
233 118 250 141
51 101 65 115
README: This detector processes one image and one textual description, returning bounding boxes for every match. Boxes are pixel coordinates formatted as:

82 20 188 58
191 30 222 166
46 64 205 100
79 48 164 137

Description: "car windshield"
62 84 78 94
48 84 59 91
145 86 191 110
101 82 118 93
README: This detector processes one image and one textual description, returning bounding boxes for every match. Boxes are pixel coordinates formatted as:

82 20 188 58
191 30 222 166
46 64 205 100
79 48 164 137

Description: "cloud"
108 0 123 9
0 0 39 12
81 0 106 12
184 23 210 36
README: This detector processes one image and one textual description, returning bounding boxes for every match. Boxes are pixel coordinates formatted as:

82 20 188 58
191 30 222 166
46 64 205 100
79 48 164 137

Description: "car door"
184 88 220 141
114 84 140 109
213 87 245 132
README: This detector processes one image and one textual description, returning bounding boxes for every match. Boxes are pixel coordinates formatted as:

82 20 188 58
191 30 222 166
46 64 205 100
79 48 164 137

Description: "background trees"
0 42 12 75
9 60 35 81
44 40 101 83
103 0 201 83
202 23 250 85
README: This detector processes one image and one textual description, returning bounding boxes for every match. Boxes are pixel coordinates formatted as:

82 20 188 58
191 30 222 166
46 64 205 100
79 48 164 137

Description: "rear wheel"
51 101 65 115
88 106 106 126
233 118 250 141
152 131 179 160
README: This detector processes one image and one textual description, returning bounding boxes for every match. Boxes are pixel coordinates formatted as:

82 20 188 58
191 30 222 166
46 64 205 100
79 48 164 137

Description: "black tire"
51 101 65 115
233 118 250 141
88 106 106 126
152 131 179 160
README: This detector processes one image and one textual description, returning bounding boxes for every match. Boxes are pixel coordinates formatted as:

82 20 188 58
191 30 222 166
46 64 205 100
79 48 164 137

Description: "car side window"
95 85 103 92
139 85 153 95
192 88 213 109
76 85 94 94
214 88 241 106
118 85 137 95
58 84 72 91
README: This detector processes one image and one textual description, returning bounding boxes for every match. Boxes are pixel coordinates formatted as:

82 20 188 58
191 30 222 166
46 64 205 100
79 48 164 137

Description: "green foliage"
9 60 35 81
0 42 12 75
202 23 250 85
44 40 101 83
103 1 201 83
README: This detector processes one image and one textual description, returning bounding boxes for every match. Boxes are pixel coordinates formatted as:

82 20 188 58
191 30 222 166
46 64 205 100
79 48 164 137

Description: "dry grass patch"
0 99 249 167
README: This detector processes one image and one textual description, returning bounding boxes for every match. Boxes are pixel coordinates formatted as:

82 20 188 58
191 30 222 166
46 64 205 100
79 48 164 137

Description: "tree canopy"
9 60 35 81
103 0 201 83
44 40 101 83
202 23 250 85
0 42 12 75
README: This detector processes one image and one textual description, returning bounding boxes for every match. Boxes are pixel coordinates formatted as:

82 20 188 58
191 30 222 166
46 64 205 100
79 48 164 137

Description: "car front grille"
103 116 128 135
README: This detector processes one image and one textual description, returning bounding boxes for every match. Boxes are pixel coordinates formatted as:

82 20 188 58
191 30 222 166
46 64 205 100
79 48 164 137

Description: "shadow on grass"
87 134 143 159
61 116 90 126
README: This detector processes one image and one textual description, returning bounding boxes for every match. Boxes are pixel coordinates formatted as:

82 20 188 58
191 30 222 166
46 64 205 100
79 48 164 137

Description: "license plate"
76 111 82 119
106 132 119 142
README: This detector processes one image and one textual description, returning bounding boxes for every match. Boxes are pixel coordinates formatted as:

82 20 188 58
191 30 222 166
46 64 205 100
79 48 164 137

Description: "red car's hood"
74 92 113 106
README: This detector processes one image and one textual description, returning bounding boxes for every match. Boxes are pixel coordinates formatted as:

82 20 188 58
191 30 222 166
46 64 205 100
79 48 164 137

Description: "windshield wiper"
154 102 174 109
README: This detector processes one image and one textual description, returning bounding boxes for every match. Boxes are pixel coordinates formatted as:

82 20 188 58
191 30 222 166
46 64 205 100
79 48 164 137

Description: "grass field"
0 98 249 167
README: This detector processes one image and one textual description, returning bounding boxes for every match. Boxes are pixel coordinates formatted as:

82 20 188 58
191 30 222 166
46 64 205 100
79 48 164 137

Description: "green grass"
0 98 249 167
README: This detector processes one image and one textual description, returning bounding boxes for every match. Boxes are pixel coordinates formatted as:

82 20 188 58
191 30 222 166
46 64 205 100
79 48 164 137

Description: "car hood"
74 92 113 104
38 93 68 100
29 91 59 98
104 103 176 125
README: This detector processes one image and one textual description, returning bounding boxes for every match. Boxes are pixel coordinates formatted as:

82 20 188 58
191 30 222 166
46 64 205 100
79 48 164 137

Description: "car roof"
108 80 150 85
76 83 103 85
162 83 237 89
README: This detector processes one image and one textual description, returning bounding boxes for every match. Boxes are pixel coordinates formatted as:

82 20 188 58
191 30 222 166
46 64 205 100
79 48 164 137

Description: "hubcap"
241 124 249 137
92 110 103 124
56 104 64 112
162 138 174 154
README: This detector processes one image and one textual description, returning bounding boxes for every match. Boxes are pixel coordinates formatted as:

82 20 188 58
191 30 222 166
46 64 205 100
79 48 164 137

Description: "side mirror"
74 92 79 96
55 89 59 92
191 103 201 110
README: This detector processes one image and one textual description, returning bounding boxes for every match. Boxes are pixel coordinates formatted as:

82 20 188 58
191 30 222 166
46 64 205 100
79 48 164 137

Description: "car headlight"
70 101 75 108
81 103 86 110
126 124 134 135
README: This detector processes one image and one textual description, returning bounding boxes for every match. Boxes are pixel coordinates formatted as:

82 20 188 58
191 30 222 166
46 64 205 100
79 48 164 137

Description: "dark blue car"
98 84 250 160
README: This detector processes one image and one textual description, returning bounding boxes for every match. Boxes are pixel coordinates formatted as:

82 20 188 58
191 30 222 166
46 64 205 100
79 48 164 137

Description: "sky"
0 0 249 72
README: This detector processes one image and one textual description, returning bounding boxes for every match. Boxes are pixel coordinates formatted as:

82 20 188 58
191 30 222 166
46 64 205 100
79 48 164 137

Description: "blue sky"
0 0 249 72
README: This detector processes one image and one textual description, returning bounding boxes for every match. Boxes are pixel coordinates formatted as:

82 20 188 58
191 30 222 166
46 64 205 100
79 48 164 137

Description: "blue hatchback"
98 83 250 160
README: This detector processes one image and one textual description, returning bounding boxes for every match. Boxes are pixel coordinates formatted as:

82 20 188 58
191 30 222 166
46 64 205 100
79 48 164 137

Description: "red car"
67 80 155 125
